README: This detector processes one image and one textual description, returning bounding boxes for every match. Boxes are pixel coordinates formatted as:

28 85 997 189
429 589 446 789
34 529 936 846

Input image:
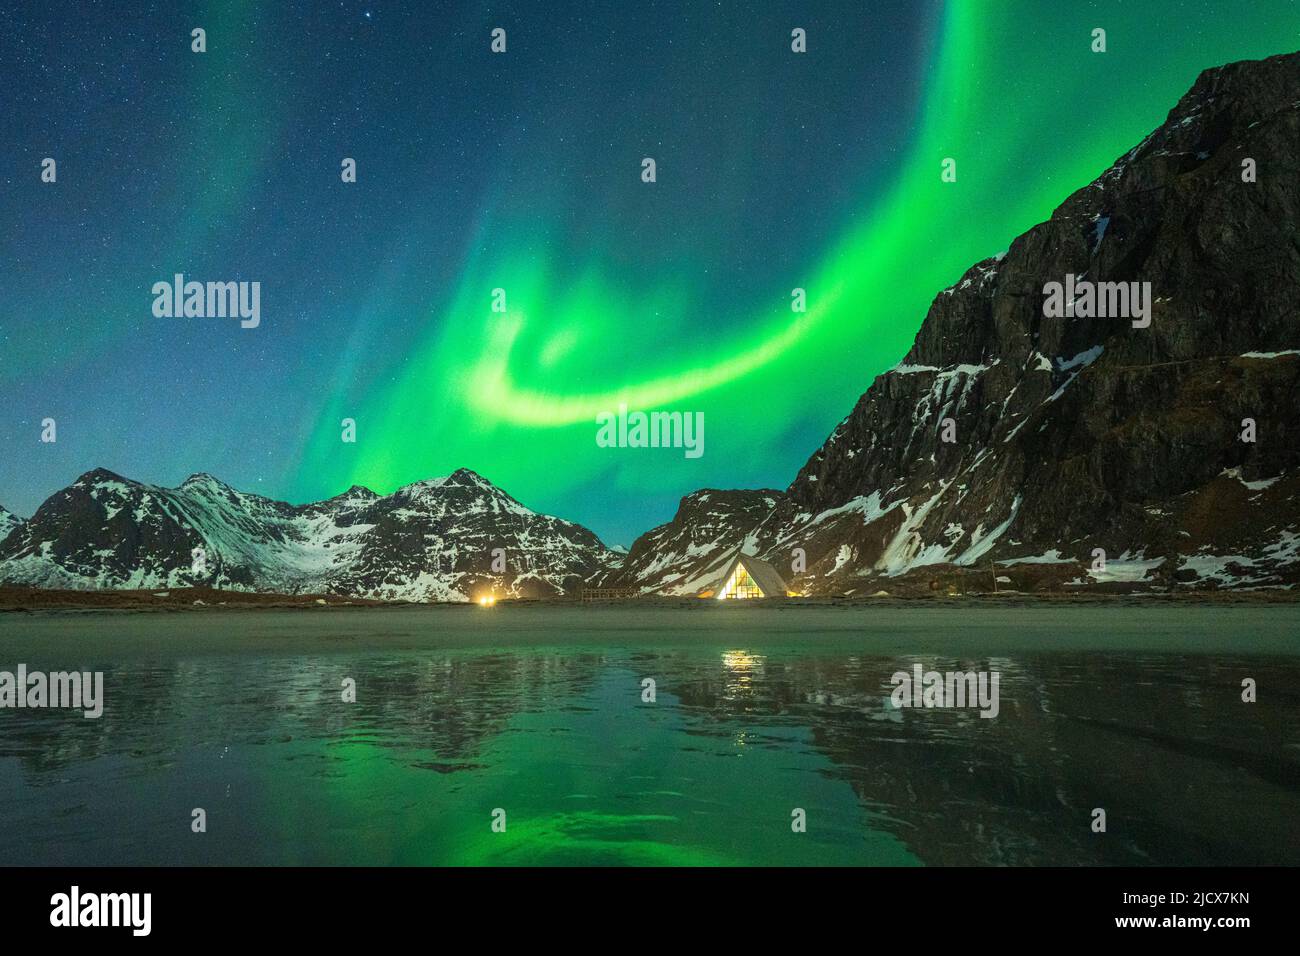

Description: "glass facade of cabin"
717 562 764 599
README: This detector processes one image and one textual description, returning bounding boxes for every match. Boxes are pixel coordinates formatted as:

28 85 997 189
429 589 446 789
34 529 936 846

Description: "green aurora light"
299 1 1300 543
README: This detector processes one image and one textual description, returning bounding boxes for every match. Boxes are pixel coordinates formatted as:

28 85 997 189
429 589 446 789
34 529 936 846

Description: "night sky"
3 0 1298 546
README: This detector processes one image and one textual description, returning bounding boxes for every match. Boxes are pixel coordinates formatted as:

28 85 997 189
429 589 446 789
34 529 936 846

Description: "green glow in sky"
300 2 1300 543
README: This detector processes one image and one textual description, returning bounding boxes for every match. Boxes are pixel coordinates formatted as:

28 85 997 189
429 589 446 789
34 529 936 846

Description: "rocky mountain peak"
181 472 232 489
0 504 20 544
611 50 1300 596
446 467 491 486
767 49 1300 593
73 467 134 488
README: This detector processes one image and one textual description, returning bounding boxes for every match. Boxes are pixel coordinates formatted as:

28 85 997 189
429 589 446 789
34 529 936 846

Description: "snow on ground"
1081 551 1164 584
955 496 1021 566
999 549 1072 565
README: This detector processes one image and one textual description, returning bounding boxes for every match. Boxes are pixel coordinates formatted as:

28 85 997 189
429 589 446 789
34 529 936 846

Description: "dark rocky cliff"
625 51 1300 594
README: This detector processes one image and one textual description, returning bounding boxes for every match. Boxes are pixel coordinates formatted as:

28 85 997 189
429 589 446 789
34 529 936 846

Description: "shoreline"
2 583 1297 614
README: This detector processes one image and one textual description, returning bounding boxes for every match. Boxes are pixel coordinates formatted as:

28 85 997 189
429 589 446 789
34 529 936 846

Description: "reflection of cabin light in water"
722 650 758 672
722 651 759 713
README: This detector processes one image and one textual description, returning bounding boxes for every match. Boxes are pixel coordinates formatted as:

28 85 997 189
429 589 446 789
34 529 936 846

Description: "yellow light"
722 650 758 671
477 595 496 607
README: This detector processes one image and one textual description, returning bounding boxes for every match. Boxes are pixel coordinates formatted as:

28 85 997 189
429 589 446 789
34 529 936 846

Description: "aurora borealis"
3 1 1299 545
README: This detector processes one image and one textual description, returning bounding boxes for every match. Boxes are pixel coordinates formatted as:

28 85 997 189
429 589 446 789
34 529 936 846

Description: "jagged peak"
1081 50 1300 203
0 504 19 540
394 474 450 495
676 486 783 509
446 467 495 487
1186 49 1299 100
396 467 500 496
691 486 781 499
181 472 233 490
73 467 133 487
314 484 379 507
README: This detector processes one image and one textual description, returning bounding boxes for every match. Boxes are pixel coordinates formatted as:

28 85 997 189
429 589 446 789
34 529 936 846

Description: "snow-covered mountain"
8 53 1297 600
595 488 785 594
0 467 615 601
0 505 20 543
615 51 1300 594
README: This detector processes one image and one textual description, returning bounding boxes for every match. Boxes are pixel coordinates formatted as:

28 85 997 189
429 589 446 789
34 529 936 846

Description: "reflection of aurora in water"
288 1 1300 544
1 607 1297 866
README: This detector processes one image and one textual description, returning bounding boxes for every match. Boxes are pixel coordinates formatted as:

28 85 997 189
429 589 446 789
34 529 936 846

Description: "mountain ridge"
5 52 1298 600
0 466 615 601
611 49 1300 595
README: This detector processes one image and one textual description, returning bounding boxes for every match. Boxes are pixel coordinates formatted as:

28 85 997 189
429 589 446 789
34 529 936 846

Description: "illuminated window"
717 562 764 599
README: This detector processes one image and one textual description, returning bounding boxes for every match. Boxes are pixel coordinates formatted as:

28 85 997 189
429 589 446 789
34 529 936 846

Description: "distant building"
699 550 790 599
